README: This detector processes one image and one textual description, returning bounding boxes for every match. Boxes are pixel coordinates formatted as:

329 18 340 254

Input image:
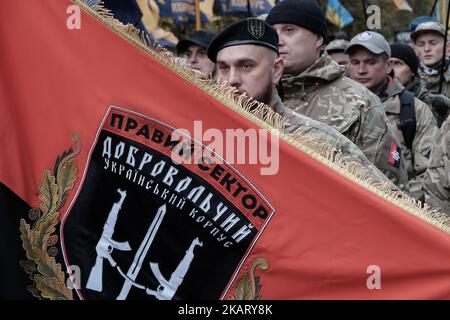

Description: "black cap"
335 30 349 41
266 0 327 40
207 18 279 63
390 43 419 75
176 30 217 53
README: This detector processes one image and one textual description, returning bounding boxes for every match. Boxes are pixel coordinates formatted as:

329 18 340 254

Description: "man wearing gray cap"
347 31 439 200
325 39 350 70
266 0 407 189
411 21 450 96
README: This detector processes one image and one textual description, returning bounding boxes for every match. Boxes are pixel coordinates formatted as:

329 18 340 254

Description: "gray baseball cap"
326 39 349 53
410 21 446 42
345 31 391 57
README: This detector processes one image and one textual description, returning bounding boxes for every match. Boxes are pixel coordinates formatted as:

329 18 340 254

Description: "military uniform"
282 54 408 189
390 42 450 128
406 78 450 127
269 93 392 183
380 77 439 200
206 16 394 187
423 116 450 214
410 22 450 97
325 39 349 53
418 66 450 97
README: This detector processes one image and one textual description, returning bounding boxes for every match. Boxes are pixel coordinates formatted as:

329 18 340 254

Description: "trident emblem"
116 204 167 300
86 193 203 300
248 18 265 39
86 189 203 300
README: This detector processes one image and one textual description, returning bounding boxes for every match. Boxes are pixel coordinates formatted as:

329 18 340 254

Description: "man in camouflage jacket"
423 115 450 214
390 42 450 128
411 22 450 97
207 18 393 184
347 31 439 200
266 0 408 189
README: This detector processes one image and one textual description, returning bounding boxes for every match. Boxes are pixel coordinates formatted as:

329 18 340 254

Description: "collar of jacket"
418 60 450 83
383 77 406 114
374 78 389 101
269 92 285 115
405 78 421 96
281 53 346 100
377 76 404 102
419 56 450 76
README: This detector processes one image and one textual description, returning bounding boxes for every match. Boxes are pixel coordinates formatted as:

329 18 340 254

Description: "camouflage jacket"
418 65 450 97
407 78 450 128
423 116 450 214
269 93 392 184
381 77 439 200
281 53 408 190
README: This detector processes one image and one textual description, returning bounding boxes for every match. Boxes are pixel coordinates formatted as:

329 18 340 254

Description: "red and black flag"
1 0 450 300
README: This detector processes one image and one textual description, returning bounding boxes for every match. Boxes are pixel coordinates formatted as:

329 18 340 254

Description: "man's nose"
188 53 198 66
228 68 242 88
277 33 285 48
358 63 367 74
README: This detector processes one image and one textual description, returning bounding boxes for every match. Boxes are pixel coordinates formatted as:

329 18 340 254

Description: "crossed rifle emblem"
86 188 203 300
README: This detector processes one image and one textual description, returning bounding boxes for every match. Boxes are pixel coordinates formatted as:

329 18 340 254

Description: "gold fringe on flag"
73 0 450 234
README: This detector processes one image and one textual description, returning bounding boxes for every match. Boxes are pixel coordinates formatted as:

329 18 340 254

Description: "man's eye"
219 65 229 71
241 63 252 70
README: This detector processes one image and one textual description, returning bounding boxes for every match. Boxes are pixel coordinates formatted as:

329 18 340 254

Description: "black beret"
207 18 279 63
177 30 217 53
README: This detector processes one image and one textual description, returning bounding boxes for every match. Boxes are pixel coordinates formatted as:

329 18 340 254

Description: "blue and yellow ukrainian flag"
136 0 178 47
155 0 213 26
392 0 413 12
326 0 353 28
155 0 172 17
226 0 275 16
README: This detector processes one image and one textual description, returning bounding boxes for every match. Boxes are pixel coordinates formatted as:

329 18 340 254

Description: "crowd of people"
173 0 450 214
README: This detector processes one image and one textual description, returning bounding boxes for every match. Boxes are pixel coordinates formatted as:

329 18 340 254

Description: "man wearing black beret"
206 18 395 176
208 18 283 106
177 30 217 76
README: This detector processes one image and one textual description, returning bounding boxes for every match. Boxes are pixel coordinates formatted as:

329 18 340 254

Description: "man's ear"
273 57 285 85
316 35 324 50
386 57 394 75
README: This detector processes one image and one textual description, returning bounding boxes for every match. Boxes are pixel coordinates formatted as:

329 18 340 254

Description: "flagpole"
429 0 439 16
439 0 450 93
361 0 368 23
195 0 201 30
441 0 447 23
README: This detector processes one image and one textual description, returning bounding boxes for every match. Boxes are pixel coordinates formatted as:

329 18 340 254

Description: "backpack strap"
398 89 416 150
